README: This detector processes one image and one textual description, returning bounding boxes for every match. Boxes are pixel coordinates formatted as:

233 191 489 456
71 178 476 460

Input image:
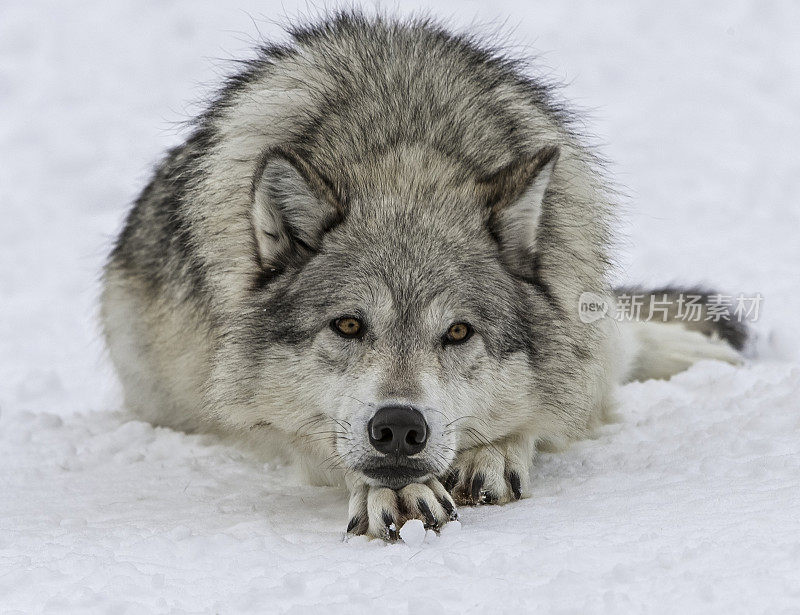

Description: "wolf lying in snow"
101 13 745 539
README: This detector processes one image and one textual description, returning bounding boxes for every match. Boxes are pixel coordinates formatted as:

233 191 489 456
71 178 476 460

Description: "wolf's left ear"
481 146 560 265
252 149 343 271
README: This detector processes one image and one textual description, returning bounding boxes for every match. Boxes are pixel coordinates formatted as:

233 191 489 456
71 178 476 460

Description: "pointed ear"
481 146 559 265
252 149 343 271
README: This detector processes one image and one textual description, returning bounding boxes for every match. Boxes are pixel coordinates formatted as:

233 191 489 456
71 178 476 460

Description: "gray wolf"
101 13 745 539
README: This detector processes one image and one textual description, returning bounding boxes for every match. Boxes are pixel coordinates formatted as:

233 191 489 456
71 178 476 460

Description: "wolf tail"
612 286 750 382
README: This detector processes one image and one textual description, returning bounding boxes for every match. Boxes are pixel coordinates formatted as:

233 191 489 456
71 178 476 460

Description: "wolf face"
218 145 560 489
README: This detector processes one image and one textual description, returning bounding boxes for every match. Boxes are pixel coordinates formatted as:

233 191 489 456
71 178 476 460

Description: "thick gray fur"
101 13 744 537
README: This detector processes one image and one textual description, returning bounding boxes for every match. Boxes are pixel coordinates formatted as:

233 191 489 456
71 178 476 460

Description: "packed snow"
1 1 799 612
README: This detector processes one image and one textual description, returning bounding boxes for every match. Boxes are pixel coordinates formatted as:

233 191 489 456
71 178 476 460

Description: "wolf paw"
443 440 532 505
345 478 458 540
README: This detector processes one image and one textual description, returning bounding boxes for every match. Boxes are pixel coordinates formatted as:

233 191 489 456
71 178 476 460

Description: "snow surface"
398 520 427 547
2 1 799 613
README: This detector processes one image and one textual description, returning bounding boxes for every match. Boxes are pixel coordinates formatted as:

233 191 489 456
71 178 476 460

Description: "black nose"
368 406 428 456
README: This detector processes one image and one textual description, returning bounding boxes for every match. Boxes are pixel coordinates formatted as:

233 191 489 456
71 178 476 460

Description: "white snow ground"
1 1 799 613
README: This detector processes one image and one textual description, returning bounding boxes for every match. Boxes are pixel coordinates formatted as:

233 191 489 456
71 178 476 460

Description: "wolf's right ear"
252 150 343 271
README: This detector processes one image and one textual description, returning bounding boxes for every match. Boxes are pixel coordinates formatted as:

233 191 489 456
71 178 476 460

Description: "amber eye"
444 322 473 345
332 316 363 338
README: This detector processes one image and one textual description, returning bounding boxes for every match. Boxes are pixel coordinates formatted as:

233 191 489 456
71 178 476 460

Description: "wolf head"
217 142 561 488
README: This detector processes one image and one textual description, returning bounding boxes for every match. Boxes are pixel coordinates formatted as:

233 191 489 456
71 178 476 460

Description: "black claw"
417 498 437 528
443 469 459 493
508 471 522 500
382 510 398 540
346 515 360 533
483 491 498 505
439 496 457 521
470 472 485 503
